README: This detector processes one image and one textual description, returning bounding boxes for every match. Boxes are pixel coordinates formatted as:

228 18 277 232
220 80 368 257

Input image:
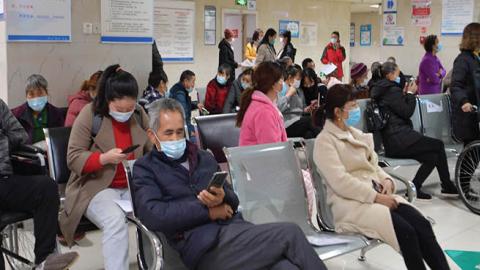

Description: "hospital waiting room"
0 0 480 269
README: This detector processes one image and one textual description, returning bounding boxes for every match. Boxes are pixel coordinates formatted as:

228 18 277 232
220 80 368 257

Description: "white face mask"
109 110 134 123
293 79 301 89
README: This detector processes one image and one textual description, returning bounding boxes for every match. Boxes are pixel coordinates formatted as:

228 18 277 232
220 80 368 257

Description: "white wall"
5 0 151 107
351 0 480 77
0 20 8 102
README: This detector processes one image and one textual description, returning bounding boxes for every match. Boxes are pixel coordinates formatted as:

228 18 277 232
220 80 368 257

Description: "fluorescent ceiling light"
369 4 380 8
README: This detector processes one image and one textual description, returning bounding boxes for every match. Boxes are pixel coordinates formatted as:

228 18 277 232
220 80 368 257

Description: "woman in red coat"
321 31 346 80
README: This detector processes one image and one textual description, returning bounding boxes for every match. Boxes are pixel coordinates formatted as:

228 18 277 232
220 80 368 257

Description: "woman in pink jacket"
237 62 287 146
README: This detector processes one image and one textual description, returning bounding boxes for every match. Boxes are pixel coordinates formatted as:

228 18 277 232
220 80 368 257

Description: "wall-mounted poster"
350 23 355 47
0 0 4 20
412 0 431 26
441 0 474 35
204 6 216 45
383 26 405 46
7 0 71 42
360 24 371 46
154 0 195 62
301 22 318 46
101 0 153 43
383 13 397 26
383 0 397 13
279 20 300 38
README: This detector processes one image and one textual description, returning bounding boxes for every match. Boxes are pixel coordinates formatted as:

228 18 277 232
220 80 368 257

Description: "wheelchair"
1 145 47 270
455 140 480 215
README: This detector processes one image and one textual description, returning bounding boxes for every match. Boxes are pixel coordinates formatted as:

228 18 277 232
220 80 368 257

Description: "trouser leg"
85 188 129 270
286 116 320 139
395 204 450 270
197 222 326 270
270 259 300 270
0 175 59 264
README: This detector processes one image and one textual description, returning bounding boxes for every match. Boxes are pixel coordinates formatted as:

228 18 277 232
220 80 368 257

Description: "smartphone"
201 107 210 115
121 144 140 154
206 171 228 193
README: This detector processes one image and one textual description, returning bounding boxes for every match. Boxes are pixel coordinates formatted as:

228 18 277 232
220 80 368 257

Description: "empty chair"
224 141 369 260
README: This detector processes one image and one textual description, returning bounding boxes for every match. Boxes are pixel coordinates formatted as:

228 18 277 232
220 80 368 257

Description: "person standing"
418 35 446 95
321 31 346 80
245 29 262 62
218 29 238 84
278 30 297 63
255 28 277 64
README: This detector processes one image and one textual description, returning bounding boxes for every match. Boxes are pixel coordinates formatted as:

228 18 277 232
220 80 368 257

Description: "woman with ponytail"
60 64 151 270
237 61 287 146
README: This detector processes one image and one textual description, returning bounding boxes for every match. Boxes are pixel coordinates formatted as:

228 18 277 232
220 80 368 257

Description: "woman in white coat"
313 84 449 270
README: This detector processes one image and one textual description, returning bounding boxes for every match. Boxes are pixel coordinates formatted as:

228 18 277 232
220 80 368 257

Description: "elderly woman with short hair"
11 74 65 146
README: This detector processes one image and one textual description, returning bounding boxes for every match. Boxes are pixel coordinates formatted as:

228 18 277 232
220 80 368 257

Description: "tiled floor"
5 163 480 270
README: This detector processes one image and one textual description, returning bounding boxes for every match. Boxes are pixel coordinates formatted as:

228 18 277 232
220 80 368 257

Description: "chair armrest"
10 144 47 168
390 174 416 203
17 144 46 155
126 215 163 270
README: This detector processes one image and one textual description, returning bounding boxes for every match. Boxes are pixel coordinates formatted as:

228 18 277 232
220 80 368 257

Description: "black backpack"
365 99 390 132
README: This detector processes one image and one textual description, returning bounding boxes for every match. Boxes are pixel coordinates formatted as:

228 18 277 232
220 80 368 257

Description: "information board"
441 0 474 35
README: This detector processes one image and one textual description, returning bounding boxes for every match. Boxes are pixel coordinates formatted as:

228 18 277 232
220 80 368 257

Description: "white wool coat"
314 120 413 252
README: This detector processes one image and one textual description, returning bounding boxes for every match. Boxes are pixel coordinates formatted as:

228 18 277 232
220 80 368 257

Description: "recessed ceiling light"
369 4 380 8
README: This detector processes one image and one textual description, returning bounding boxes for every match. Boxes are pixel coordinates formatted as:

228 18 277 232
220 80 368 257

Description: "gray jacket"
223 79 243 113
0 99 28 176
256 43 276 64
277 89 306 128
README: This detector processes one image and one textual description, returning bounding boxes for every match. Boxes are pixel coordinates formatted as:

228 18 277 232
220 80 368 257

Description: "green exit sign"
236 0 247 6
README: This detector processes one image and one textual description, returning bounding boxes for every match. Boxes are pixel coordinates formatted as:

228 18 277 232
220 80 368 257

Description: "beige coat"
255 43 276 64
314 120 412 252
59 103 151 246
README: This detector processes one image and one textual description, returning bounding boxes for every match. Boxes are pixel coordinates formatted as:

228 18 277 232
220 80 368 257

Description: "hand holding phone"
121 144 140 154
198 172 228 207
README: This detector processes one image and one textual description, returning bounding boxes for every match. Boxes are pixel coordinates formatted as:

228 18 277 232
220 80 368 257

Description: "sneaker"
39 252 79 270
441 183 459 197
416 190 432 201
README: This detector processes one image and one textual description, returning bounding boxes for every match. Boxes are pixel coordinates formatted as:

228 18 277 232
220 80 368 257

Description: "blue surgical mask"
345 107 361 126
216 75 227 85
187 87 194 93
109 110 134 123
280 82 288 97
241 81 251 90
154 133 187 160
437 43 443 52
27 96 48 112
269 39 276 46
394 76 401 84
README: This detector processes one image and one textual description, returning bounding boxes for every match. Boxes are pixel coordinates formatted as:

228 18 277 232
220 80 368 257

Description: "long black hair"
259 28 277 47
94 64 139 116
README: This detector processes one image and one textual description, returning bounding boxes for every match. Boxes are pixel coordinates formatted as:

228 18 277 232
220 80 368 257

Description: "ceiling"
329 0 383 13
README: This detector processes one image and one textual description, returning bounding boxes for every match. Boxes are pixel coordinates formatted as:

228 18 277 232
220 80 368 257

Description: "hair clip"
116 66 122 73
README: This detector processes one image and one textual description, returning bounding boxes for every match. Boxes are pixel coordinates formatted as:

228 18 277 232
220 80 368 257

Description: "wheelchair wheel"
1 220 36 269
455 141 480 215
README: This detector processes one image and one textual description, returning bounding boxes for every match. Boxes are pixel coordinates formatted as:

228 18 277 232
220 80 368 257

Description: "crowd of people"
0 21 479 270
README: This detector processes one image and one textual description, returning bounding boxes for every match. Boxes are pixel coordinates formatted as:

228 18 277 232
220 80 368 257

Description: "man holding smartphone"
133 99 327 270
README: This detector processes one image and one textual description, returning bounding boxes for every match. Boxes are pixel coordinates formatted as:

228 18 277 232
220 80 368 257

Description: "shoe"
441 183 459 197
40 252 79 270
416 190 432 201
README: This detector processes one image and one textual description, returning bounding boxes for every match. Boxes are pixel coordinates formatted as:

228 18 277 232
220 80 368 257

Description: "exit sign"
236 0 247 6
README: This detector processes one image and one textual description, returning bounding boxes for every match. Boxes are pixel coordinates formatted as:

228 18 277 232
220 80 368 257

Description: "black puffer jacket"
279 42 297 62
0 99 28 176
370 79 422 155
450 50 480 142
218 39 238 80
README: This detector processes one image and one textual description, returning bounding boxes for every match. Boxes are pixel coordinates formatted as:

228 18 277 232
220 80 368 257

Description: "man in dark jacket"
0 98 78 269
370 62 458 200
218 29 238 84
133 98 327 270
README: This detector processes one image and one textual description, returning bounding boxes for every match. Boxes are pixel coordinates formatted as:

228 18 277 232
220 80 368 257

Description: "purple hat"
351 63 367 80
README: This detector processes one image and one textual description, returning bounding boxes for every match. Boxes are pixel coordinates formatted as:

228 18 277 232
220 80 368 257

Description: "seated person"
205 64 232 114
169 70 203 138
139 70 169 112
223 68 253 113
314 84 450 270
350 63 369 99
59 64 151 270
302 68 327 106
367 61 382 89
11 74 65 147
301 58 316 71
386 56 407 89
65 71 103 127
278 66 319 139
0 98 78 270
370 62 458 200
132 98 327 270
237 62 287 146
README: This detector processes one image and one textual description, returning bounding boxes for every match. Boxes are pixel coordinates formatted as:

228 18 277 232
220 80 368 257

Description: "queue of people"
1 22 479 270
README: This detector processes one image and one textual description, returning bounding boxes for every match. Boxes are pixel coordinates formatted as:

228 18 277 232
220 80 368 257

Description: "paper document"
114 200 133 213
425 100 443 113
240 59 255 67
306 235 353 247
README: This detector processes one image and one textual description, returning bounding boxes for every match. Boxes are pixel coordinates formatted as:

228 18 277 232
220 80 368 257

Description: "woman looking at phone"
370 62 458 200
59 64 151 270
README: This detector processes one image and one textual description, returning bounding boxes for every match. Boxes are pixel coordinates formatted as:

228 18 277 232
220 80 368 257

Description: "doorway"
223 10 257 79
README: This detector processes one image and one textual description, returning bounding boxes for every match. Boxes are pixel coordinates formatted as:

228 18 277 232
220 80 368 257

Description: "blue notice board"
279 20 300 38
360 24 372 46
